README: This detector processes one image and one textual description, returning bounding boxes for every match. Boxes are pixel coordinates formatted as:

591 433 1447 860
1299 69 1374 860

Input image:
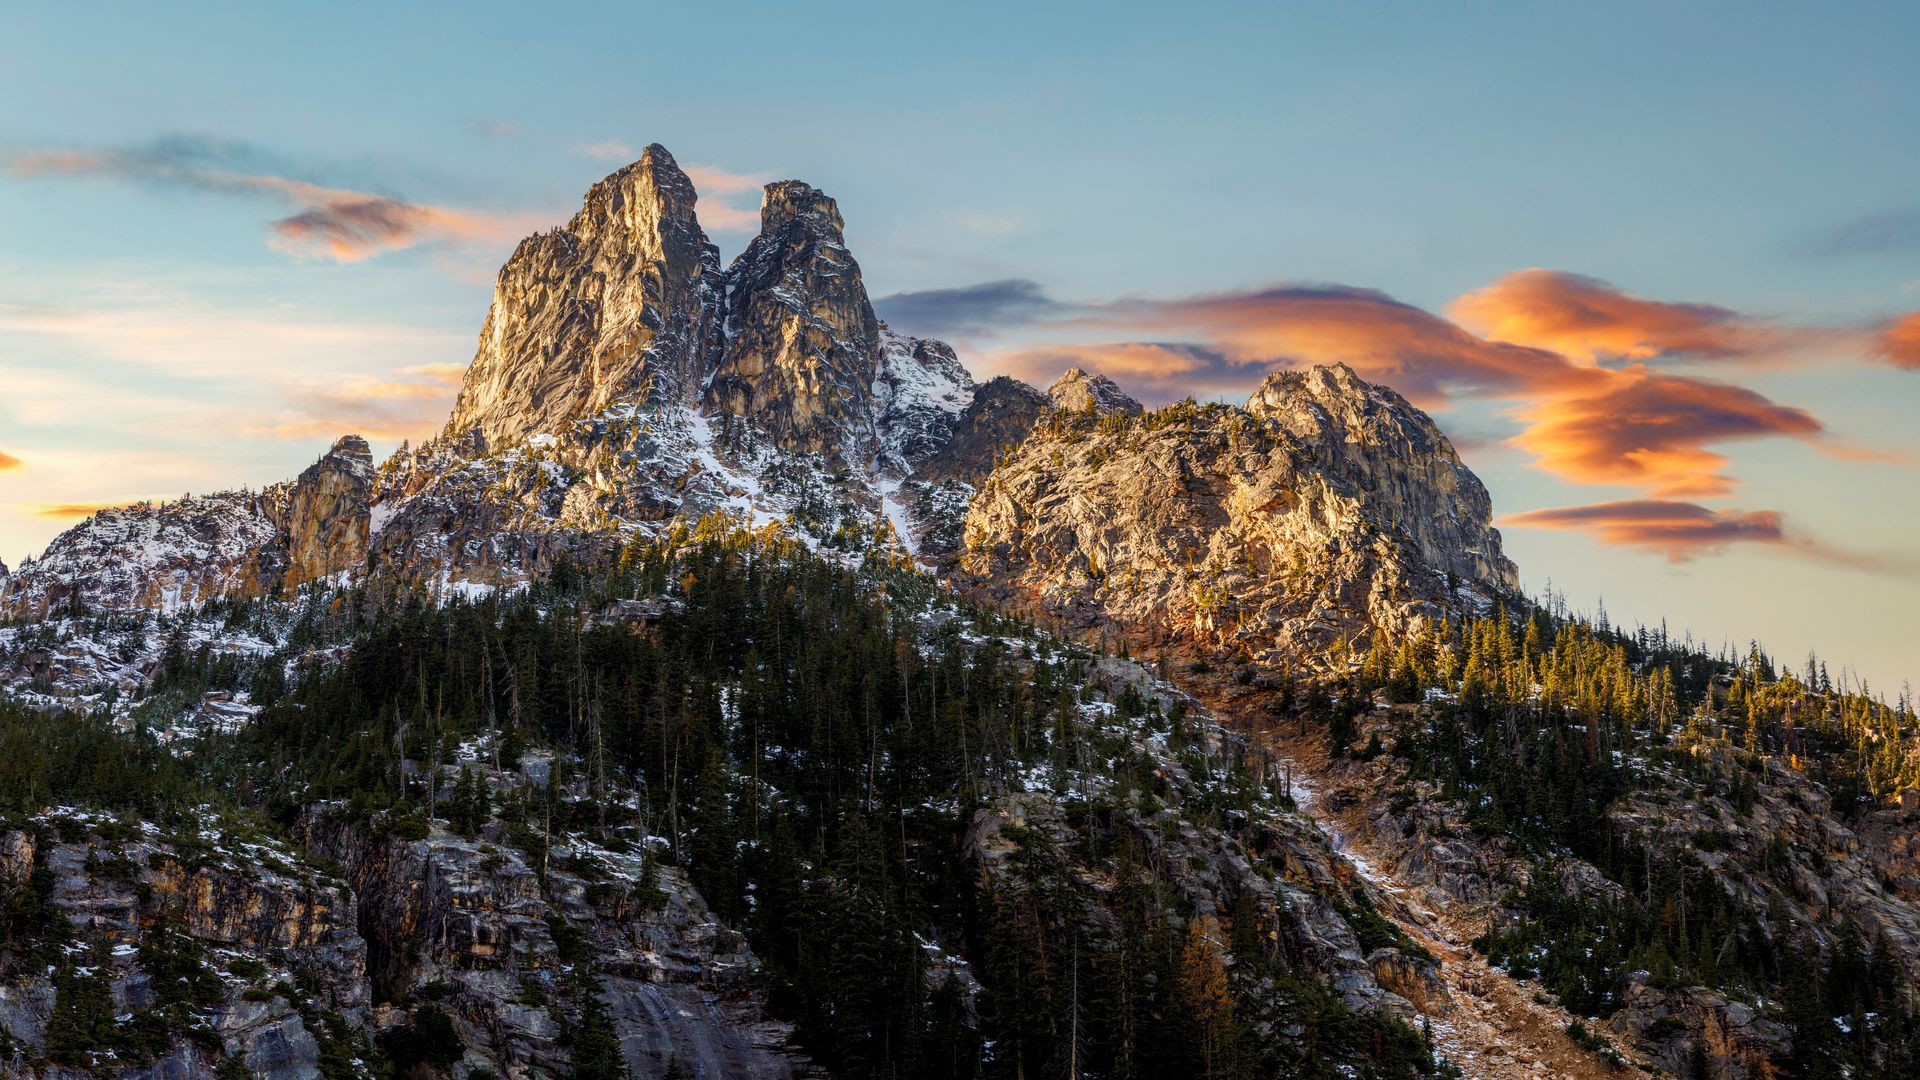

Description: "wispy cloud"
683 164 769 233
1507 368 1824 497
249 362 465 441
575 140 636 162
26 501 133 520
1446 268 1808 364
876 279 1066 340
987 341 1222 388
1502 500 1786 562
1502 499 1915 577
1805 207 1920 257
5 135 540 261
0 292 466 381
0 451 20 471
1872 313 1920 371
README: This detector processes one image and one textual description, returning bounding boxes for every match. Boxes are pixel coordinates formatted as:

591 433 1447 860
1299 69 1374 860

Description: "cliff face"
1246 365 1515 595
294 797 815 1080
0 810 368 1080
272 435 374 590
706 182 886 458
445 145 723 448
959 364 1518 662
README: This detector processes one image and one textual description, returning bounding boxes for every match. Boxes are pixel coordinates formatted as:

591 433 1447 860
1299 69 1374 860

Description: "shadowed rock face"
295 800 816 1079
705 180 887 458
446 144 723 449
959 364 1518 662
917 376 1048 490
0 814 367 1080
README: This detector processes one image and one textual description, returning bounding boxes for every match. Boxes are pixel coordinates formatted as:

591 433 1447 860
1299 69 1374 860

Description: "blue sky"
2 1 1916 690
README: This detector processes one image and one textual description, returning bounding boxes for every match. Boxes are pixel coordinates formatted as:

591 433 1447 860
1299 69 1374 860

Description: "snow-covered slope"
0 493 280 618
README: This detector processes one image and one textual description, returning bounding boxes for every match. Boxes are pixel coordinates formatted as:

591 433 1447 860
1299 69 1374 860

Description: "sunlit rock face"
959 363 1519 663
2 146 1520 658
274 434 373 590
1044 367 1141 417
446 143 724 450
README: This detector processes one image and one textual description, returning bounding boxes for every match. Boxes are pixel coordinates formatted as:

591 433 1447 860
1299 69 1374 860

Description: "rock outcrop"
0 436 376 617
296 802 815 1079
0 494 281 618
917 375 1048 490
272 434 373 589
0 810 367 1080
959 364 1518 663
1044 367 1140 416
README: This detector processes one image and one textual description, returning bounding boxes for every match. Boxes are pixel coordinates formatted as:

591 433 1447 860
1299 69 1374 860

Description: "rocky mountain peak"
1243 364 1518 593
1045 367 1141 415
963 361 1518 660
706 177 889 457
444 146 722 449
758 179 845 237
567 143 704 248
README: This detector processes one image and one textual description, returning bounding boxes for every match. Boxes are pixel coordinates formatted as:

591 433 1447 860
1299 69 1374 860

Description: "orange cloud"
983 282 1863 503
29 502 131 520
7 140 539 262
684 165 771 233
1093 285 1598 407
1508 368 1822 497
267 195 533 263
987 342 1215 388
1503 499 1916 576
1503 500 1785 562
1872 313 1920 370
0 451 20 471
1447 269 1797 363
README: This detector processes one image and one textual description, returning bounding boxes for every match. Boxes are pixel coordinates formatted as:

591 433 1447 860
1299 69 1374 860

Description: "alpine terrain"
2 145 1916 1080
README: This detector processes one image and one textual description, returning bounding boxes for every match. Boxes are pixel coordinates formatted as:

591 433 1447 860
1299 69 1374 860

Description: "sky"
1 1 1916 692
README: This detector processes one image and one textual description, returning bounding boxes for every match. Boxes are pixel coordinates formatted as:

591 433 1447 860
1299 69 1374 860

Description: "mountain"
961 363 1517 661
3 146 1917 1080
5 147 1506 623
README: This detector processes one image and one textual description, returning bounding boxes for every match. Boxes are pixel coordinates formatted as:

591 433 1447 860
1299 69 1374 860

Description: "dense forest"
1343 603 1920 1078
1 523 1454 1079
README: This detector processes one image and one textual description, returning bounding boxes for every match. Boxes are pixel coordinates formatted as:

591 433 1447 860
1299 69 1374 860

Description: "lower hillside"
2 523 1465 1080
1156 604 1920 1080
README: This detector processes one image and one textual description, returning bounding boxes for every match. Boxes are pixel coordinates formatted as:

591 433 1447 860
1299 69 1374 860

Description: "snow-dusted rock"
959 363 1519 664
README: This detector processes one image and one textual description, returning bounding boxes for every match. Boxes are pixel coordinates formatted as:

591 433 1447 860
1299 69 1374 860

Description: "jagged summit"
6 145 1516 646
1045 367 1142 416
758 178 844 234
568 143 704 238
707 176 891 456
444 145 722 448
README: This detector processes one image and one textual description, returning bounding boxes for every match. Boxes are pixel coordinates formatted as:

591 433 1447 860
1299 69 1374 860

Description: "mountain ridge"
2 146 1515 643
